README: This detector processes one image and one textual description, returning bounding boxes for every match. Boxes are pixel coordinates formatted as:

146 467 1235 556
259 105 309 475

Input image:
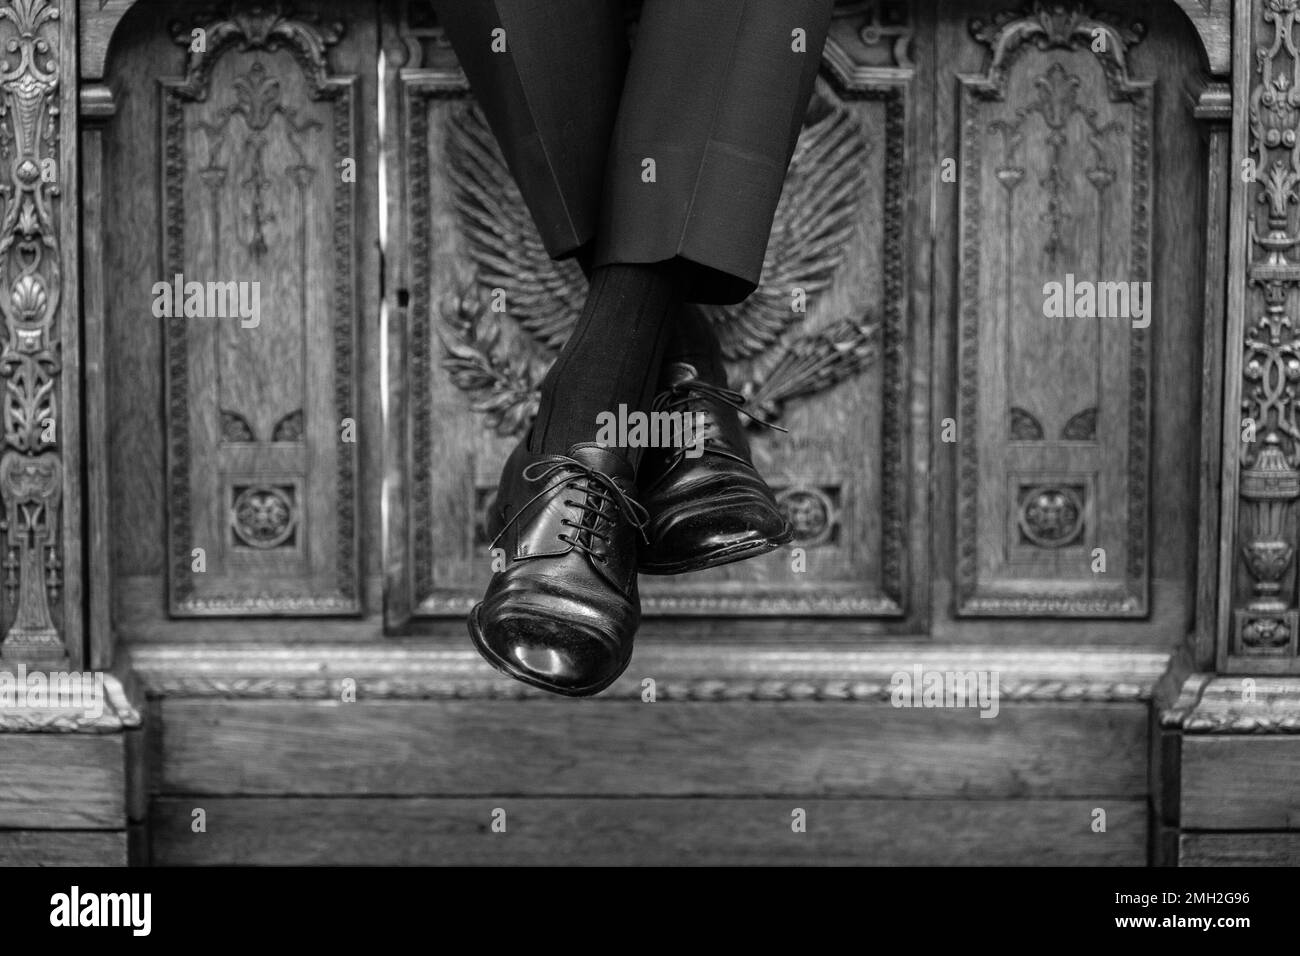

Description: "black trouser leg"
431 0 627 261
594 0 834 305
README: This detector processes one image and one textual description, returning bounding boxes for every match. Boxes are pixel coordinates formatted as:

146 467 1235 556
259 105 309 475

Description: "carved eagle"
441 80 879 437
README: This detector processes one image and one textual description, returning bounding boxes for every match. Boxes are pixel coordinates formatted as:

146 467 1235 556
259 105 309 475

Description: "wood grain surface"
156 698 1148 798
1181 737 1300 830
1180 832 1300 867
0 735 125 829
0 830 127 867
150 796 1146 866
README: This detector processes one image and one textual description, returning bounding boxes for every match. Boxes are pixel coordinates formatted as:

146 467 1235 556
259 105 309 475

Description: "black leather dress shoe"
638 362 793 574
470 440 647 697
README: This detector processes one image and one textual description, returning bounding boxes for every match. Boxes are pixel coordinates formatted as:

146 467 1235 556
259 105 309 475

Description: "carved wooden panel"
161 7 359 615
398 2 917 619
955 3 1152 616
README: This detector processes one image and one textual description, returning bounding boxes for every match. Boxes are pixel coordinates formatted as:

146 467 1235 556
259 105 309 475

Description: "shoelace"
650 378 788 468
490 455 651 563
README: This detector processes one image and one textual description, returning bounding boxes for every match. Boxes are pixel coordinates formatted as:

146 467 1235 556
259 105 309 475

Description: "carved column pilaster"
1223 0 1300 669
80 81 113 669
0 0 79 667
1187 80 1233 671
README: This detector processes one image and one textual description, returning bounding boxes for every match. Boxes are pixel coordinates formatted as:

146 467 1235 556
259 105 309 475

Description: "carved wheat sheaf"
440 85 878 437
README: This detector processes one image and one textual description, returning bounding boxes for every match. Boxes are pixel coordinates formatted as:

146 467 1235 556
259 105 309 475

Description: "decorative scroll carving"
404 23 913 618
166 4 343 99
823 0 914 82
0 0 65 662
162 3 359 615
853 0 913 69
965 3 1146 98
956 2 1151 616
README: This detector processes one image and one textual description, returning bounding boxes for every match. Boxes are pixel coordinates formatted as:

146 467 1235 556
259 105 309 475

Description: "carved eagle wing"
697 91 869 361
446 104 585 351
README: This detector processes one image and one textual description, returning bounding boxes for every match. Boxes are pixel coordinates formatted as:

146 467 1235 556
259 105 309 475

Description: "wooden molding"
1170 0 1231 76
0 671 140 733
77 1 1230 79
1161 674 1300 733
78 83 115 120
78 0 139 81
125 643 1172 702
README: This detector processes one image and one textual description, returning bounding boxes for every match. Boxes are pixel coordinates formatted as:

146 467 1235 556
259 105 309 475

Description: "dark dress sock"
572 253 725 391
532 263 681 462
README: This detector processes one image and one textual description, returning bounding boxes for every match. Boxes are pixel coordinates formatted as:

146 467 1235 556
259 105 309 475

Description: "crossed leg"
433 0 834 695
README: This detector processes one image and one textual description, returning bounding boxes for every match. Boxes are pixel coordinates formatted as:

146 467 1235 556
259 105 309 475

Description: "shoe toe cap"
656 496 790 553
478 611 628 694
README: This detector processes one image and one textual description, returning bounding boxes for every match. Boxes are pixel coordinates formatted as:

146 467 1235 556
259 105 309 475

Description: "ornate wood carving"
74 1 1232 83
825 0 915 80
0 671 139 731
956 2 1152 617
1226 0 1300 668
400 7 914 619
0 0 75 664
161 4 359 615
1162 675 1300 733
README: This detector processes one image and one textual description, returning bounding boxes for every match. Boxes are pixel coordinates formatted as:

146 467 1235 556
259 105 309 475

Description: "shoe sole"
467 604 633 698
638 521 795 575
